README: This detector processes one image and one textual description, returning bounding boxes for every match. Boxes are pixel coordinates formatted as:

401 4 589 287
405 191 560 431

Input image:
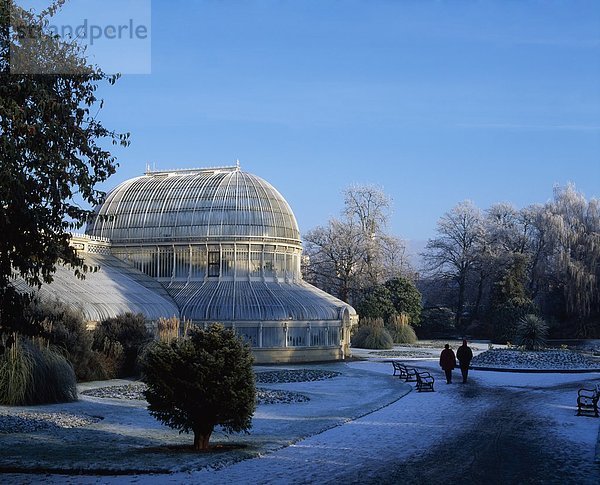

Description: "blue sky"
58 1 600 241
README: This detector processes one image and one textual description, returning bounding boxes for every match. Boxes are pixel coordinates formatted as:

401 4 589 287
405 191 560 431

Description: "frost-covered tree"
141 324 256 451
343 183 391 237
540 185 600 336
303 219 368 303
422 200 485 331
304 184 410 303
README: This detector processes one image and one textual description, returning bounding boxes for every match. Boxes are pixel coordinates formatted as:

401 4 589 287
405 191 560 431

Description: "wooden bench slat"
415 371 435 392
391 361 435 392
577 385 599 417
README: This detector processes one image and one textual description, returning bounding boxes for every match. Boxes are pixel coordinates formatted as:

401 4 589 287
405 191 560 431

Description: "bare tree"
303 219 368 303
486 203 536 255
343 184 391 237
303 184 409 304
422 200 485 330
377 234 413 281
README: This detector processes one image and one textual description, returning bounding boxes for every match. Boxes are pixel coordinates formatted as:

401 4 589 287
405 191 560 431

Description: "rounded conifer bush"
141 324 256 451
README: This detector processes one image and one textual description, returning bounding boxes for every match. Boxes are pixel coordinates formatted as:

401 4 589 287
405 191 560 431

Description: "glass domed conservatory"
81 165 357 363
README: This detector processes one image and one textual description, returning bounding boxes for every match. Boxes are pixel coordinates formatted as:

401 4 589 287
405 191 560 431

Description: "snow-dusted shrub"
141 324 256 451
351 317 393 349
515 314 548 351
387 314 418 344
0 335 77 405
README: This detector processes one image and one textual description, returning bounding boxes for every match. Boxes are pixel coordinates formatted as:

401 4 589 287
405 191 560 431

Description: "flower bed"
471 349 600 370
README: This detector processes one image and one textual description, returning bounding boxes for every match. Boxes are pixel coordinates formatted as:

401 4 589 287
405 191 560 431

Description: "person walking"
439 344 456 384
456 339 474 383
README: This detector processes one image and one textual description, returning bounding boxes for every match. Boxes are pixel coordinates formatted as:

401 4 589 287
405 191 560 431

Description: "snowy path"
357 378 599 484
2 360 599 484
181 362 599 485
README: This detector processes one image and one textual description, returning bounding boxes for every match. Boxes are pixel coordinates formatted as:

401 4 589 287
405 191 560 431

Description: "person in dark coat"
439 344 456 384
456 339 474 383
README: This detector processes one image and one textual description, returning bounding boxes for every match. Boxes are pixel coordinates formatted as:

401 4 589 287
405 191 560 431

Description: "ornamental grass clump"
351 317 393 349
156 316 181 343
0 335 77 405
141 324 256 451
386 314 418 344
515 314 548 351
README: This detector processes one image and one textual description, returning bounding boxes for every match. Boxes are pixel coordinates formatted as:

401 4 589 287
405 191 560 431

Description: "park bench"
576 385 599 417
391 361 417 382
391 360 404 377
415 371 435 392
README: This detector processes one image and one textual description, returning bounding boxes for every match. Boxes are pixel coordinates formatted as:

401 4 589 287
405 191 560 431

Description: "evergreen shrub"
141 324 256 451
93 313 152 377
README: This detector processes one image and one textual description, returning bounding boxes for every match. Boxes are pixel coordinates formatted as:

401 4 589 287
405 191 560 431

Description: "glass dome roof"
85 167 301 244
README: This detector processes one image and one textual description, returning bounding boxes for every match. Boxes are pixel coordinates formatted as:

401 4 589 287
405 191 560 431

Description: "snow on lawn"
472 348 600 370
1 348 599 484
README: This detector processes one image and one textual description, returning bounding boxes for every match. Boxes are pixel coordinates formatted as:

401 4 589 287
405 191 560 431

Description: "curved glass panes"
86 168 301 244
81 166 357 355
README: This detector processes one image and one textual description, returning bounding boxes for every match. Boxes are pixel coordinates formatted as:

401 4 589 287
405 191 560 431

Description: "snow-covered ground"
1 345 599 484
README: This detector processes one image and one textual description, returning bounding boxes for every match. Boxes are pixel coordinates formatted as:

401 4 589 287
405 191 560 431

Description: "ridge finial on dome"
235 159 240 171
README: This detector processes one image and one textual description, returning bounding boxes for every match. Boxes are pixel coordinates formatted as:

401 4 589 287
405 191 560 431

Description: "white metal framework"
83 166 356 360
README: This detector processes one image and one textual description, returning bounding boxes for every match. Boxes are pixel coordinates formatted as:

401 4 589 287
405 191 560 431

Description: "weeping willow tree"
542 185 600 337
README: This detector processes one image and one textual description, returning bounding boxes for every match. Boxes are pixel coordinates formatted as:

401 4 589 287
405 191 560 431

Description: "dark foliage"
0 1 128 332
384 277 422 326
141 324 256 451
356 286 396 321
93 313 151 378
417 307 456 339
0 287 33 335
357 277 422 328
491 297 538 344
25 298 108 381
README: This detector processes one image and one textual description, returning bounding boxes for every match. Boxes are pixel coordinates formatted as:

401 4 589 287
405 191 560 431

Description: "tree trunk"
193 427 213 451
456 271 467 332
472 271 485 324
